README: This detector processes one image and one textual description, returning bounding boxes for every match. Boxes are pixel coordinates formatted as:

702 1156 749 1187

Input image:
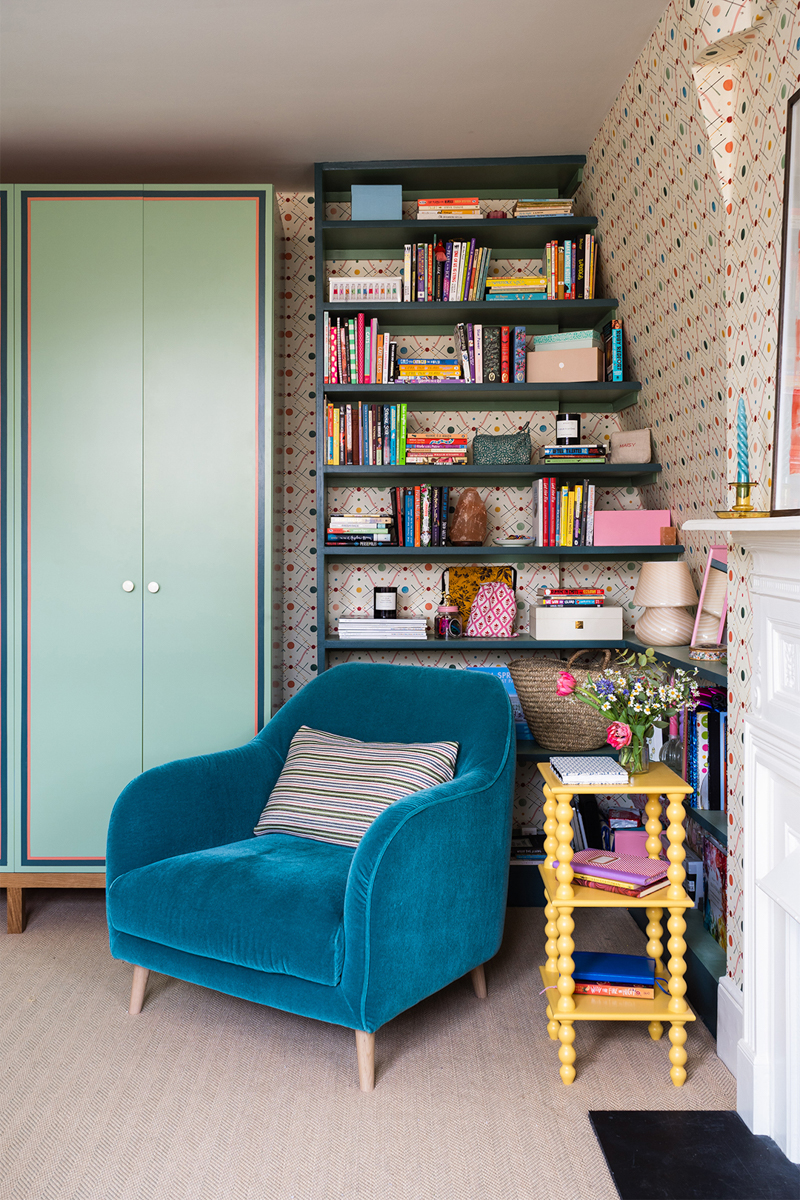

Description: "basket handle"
566 648 612 672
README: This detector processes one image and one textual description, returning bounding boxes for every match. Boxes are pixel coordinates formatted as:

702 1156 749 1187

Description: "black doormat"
589 1110 800 1199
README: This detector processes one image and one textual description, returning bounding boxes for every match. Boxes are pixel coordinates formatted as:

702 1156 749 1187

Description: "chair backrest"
259 664 513 778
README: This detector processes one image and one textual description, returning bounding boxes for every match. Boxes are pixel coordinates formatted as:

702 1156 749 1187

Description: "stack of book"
484 275 547 302
512 198 574 218
539 441 606 465
453 323 527 383
549 757 629 785
564 849 669 900
390 485 449 547
397 358 460 384
337 618 428 641
510 831 546 863
327 277 402 303
404 437 467 465
323 313 397 385
535 586 604 607
402 240 492 303
543 236 597 299
416 197 481 219
324 400 408 466
325 514 393 547
571 951 658 1000
532 478 596 546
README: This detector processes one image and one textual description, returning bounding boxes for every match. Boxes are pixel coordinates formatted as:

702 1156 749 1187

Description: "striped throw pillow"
254 725 460 848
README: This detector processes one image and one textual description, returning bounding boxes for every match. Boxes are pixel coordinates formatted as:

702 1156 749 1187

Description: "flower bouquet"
555 646 699 775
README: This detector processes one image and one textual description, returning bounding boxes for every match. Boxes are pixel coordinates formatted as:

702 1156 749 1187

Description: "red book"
356 312 365 384
500 326 510 383
427 243 433 302
573 980 655 999
571 873 668 900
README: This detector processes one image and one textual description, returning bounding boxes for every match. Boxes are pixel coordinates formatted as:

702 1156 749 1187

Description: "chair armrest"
340 745 515 1032
106 737 285 887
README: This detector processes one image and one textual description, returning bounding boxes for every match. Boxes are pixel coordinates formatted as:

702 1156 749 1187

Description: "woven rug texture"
0 892 736 1200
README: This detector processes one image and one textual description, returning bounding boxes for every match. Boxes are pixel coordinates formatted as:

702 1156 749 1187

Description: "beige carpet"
0 890 735 1200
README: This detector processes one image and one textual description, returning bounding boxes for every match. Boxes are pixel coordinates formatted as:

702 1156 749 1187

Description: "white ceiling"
0 0 668 187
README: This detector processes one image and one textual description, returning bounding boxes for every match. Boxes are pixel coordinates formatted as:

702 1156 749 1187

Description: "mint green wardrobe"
2 186 277 923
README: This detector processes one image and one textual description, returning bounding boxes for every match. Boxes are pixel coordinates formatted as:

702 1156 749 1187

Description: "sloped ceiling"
1 0 669 185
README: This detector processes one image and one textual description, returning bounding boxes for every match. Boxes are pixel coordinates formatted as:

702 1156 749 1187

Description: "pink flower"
606 721 632 749
556 671 576 696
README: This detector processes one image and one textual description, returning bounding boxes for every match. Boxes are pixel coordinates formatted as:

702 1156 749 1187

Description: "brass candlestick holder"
715 481 770 519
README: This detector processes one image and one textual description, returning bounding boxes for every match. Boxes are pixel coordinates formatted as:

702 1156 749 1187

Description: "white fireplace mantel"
683 516 800 1162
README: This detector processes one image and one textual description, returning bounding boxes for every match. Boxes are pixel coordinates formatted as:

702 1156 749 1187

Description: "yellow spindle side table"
536 761 694 1087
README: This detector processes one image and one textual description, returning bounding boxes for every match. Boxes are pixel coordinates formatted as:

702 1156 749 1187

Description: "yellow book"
557 246 565 301
566 487 575 547
560 486 569 546
485 277 546 288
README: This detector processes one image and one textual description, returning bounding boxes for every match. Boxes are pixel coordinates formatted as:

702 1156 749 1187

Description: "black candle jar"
373 586 397 618
555 412 581 446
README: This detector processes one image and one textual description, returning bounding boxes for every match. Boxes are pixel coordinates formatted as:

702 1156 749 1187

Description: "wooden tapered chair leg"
128 965 150 1015
470 963 487 998
355 1030 375 1092
6 887 24 934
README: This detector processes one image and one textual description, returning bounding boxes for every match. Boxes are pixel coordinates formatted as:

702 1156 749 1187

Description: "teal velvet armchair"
106 664 515 1090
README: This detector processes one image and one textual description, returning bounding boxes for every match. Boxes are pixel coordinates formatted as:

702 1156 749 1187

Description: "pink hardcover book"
554 849 668 887
356 312 366 385
591 509 671 546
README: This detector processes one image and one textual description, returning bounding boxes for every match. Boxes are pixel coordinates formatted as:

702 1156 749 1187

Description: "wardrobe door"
142 190 271 768
18 191 144 867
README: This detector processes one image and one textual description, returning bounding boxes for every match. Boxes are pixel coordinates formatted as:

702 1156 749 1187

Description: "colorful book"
572 980 655 999
513 326 526 383
571 952 656 987
500 326 510 383
565 850 668 888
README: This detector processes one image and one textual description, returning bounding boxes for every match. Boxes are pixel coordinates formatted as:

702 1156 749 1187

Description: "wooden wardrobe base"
0 873 106 933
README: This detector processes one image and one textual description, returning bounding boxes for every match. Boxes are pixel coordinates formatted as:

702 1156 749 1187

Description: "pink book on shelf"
591 509 671 546
356 312 365 384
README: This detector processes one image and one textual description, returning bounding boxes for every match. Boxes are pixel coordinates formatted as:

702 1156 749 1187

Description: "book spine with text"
500 326 510 383
356 313 365 384
513 326 526 383
474 323 483 383
572 980 655 999
403 244 412 302
483 326 500 382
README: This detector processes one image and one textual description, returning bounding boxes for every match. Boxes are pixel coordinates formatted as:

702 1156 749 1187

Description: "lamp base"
634 606 695 647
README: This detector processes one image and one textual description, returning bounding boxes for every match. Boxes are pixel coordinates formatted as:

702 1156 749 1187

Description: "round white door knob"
147 582 160 593
122 580 135 593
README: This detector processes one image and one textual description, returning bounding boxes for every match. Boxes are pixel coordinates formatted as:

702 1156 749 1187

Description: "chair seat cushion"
107 835 354 986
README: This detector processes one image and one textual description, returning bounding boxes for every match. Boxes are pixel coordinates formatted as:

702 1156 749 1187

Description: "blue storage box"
351 185 403 221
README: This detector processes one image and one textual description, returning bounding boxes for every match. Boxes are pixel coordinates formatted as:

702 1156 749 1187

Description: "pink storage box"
526 347 603 383
592 509 671 546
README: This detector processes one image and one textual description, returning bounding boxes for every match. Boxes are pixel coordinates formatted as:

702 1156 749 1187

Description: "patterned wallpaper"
576 0 800 987
273 0 800 988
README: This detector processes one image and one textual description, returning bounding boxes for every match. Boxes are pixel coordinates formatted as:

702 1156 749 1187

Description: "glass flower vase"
618 737 650 776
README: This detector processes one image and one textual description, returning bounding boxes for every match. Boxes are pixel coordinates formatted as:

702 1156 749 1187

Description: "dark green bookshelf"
325 462 659 486
322 381 642 412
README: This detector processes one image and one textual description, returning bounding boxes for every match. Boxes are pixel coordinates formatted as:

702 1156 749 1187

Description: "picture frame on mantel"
773 85 800 515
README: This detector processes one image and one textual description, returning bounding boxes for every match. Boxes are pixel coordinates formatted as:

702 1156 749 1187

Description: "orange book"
573 980 655 999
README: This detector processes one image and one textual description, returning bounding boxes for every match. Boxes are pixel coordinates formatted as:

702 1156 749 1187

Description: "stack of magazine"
549 756 629 786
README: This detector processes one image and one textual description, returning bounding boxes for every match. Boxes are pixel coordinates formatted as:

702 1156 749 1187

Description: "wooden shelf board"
323 298 618 329
326 633 627 652
322 545 685 562
322 215 597 253
538 864 694 906
324 462 658 487
627 637 728 685
317 156 587 196
685 807 728 846
321 381 642 411
538 965 696 1022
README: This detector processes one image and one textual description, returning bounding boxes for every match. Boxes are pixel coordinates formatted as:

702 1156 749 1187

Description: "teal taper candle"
736 395 749 483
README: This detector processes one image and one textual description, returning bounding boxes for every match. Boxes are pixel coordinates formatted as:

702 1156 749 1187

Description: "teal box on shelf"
351 184 403 221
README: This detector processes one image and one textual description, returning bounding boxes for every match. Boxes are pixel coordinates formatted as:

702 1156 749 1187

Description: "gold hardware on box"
575 620 584 629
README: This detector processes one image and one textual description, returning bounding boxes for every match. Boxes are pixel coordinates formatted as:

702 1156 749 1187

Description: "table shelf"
538 965 696 1023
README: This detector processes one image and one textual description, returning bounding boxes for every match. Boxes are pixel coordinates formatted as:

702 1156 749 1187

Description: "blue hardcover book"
404 493 414 545
465 666 531 739
363 403 370 465
486 292 547 301
441 486 449 545
513 326 526 383
572 952 655 986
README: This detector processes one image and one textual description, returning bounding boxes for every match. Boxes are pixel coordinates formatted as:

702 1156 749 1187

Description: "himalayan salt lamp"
448 488 487 546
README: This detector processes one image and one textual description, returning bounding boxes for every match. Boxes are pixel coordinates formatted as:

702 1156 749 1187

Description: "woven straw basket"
508 649 613 753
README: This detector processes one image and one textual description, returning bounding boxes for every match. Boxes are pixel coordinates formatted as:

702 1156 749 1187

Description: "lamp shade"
634 560 698 609
700 568 727 618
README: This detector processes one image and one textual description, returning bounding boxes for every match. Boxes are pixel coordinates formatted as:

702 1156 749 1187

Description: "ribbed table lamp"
633 560 698 646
